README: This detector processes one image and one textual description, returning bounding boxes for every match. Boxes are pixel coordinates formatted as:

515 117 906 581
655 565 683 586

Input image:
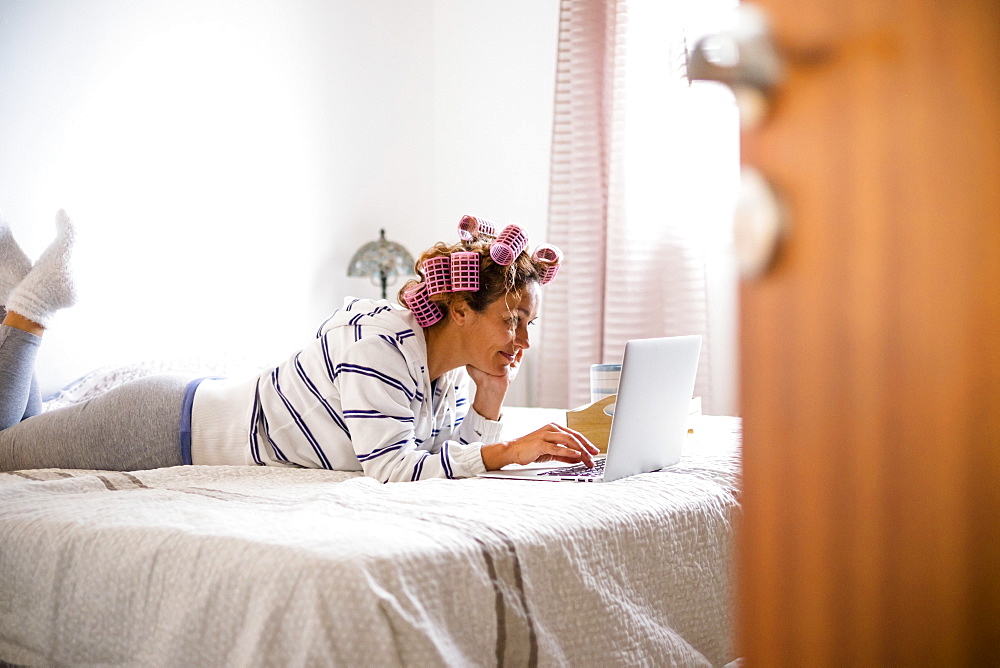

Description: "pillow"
43 355 266 411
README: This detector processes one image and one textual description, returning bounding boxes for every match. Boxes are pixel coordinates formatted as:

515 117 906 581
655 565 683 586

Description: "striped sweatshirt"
190 297 503 482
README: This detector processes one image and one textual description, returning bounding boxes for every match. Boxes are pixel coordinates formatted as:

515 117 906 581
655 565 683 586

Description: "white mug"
589 363 622 403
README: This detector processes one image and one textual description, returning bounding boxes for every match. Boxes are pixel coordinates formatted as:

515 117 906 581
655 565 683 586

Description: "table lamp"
346 229 416 300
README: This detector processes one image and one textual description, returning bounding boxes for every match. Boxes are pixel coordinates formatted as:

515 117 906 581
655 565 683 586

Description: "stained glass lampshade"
346 229 417 300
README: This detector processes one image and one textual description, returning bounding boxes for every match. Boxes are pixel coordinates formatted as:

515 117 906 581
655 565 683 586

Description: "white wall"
431 1 558 227
431 0 560 405
0 0 559 401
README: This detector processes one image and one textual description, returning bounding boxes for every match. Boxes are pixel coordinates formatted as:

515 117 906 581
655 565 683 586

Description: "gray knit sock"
0 217 33 307
6 209 78 328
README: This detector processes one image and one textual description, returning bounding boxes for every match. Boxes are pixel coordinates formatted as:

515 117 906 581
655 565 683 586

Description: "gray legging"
0 324 186 471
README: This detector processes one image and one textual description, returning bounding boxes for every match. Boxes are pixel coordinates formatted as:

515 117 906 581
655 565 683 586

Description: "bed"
0 362 741 667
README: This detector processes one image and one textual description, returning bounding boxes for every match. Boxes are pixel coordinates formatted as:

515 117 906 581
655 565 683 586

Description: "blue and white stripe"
358 439 410 462
342 409 415 423
269 368 333 469
293 355 350 437
333 363 417 401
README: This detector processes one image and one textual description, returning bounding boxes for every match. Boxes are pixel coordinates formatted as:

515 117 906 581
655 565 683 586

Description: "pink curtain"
536 0 628 410
536 0 739 412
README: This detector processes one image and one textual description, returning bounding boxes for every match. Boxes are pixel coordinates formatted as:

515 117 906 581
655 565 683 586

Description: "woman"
0 212 598 481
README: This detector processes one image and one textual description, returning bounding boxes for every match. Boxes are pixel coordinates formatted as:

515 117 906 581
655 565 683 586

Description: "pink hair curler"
450 251 480 291
422 256 452 296
458 215 498 241
490 224 528 266
402 283 444 327
532 244 563 284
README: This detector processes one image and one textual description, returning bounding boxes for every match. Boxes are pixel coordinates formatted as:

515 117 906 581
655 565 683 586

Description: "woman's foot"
6 210 78 329
0 216 33 309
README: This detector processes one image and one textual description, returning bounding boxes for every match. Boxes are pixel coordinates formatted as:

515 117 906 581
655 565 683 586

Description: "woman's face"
462 283 540 376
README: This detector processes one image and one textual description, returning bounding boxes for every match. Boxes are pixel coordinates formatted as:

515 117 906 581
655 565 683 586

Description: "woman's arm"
464 349 599 470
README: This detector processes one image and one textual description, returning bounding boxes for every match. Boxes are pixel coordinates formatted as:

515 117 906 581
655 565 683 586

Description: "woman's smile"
460 284 539 376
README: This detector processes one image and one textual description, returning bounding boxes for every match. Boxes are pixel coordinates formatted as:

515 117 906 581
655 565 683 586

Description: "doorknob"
686 4 784 128
734 166 786 279
688 4 788 278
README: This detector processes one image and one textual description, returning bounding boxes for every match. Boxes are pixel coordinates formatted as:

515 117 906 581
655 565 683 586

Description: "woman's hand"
467 349 523 421
480 423 600 471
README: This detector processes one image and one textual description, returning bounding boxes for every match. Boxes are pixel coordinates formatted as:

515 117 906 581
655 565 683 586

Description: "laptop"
479 335 702 483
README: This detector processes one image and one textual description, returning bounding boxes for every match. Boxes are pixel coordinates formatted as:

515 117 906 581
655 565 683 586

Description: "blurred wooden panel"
737 0 1000 665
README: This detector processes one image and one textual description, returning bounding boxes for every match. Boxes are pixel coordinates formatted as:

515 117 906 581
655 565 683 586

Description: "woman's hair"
397 231 557 319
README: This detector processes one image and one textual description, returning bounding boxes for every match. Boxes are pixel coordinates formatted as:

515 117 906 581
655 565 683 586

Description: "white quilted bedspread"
0 416 741 667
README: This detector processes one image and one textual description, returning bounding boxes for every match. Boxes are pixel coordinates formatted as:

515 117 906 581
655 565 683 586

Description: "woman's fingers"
554 424 601 455
504 423 603 468
539 441 589 464
540 423 600 455
532 423 598 466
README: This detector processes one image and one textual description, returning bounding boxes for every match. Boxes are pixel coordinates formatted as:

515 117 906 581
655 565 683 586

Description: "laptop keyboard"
538 457 606 478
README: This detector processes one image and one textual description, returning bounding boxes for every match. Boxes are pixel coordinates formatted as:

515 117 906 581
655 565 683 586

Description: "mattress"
0 414 741 667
